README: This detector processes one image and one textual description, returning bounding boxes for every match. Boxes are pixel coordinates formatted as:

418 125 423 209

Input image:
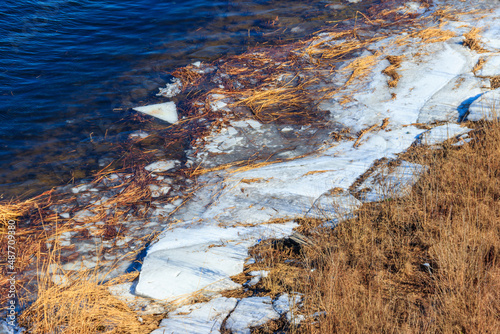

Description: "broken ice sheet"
150 297 238 334
156 78 182 98
133 101 178 124
355 161 428 203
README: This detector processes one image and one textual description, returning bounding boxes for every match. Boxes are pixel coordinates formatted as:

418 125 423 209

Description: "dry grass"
491 76 500 89
382 55 404 88
304 30 381 62
411 26 457 44
233 77 315 123
171 65 202 86
343 52 381 87
249 121 500 333
472 57 486 74
353 118 389 148
0 168 164 332
18 251 160 333
463 27 489 53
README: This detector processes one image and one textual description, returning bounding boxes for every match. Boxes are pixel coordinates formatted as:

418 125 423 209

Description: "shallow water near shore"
0 0 376 199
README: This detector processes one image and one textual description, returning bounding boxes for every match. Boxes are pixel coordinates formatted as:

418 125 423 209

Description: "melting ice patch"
225 297 280 334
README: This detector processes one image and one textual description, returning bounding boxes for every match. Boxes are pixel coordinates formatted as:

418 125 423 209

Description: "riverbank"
2 0 500 333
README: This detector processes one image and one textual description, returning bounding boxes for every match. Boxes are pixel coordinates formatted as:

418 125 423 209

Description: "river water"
0 0 375 198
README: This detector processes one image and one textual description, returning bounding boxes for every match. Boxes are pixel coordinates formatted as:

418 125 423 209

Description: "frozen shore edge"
126 1 500 333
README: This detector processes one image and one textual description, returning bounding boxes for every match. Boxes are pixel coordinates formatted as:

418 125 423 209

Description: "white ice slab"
320 41 472 131
481 22 500 51
306 190 362 221
356 161 427 202
467 88 500 121
273 293 302 316
419 123 471 146
151 297 238 334
136 222 298 300
225 297 280 334
476 55 500 77
417 74 485 123
148 185 171 198
133 101 178 124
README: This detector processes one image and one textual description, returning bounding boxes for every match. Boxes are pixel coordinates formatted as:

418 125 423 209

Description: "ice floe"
419 123 471 146
475 55 500 77
133 101 179 124
135 221 298 300
355 161 428 203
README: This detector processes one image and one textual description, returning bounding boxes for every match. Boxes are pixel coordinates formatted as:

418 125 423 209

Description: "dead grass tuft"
171 65 202 86
411 26 457 44
0 200 34 228
19 258 160 333
233 77 316 123
463 27 489 53
382 55 404 88
490 76 500 89
304 30 382 63
432 7 459 21
343 52 381 87
472 57 486 74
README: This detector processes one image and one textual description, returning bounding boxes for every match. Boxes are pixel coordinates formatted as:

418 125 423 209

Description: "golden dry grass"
248 121 500 333
491 76 500 89
19 253 160 334
382 55 404 88
472 57 486 74
0 168 163 332
233 77 315 122
412 26 457 43
304 31 382 62
343 52 381 87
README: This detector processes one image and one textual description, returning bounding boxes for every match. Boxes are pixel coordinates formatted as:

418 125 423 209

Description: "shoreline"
2 0 500 332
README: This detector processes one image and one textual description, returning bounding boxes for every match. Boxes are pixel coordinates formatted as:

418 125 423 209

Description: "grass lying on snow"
249 120 500 333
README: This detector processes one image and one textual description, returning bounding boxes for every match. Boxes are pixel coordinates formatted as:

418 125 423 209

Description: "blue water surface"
0 0 371 198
